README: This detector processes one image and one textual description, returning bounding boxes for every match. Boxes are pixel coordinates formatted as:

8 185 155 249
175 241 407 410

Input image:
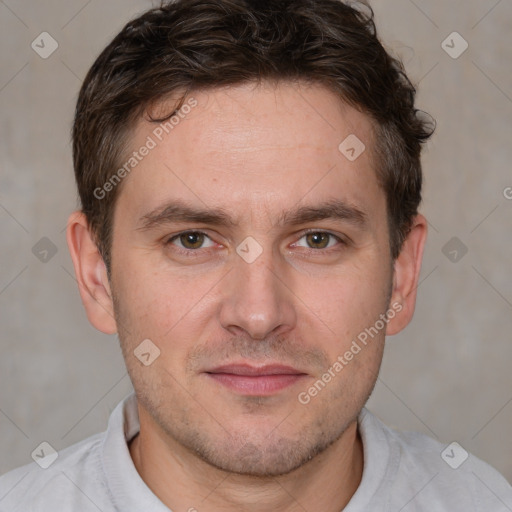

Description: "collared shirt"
1 392 511 511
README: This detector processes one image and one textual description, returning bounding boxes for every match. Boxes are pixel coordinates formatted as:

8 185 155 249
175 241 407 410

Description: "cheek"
300 260 391 329
112 256 218 348
111 256 167 341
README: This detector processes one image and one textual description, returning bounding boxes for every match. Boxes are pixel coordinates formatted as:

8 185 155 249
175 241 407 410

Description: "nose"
218 246 297 340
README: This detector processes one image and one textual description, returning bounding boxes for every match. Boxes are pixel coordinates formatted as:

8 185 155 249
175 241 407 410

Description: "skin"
67 81 427 512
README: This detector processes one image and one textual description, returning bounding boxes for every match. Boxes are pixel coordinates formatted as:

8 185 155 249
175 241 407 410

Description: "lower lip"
206 373 306 395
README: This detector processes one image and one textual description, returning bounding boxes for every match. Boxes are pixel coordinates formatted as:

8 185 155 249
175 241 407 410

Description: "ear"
386 214 428 336
66 211 117 334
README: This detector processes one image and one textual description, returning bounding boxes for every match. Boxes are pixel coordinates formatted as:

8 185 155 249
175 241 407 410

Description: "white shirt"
1 392 511 511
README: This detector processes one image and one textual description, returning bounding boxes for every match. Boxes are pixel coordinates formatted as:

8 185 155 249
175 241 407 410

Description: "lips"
205 363 307 395
208 364 305 376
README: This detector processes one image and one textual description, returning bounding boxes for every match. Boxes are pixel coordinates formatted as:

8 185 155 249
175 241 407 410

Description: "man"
1 0 511 510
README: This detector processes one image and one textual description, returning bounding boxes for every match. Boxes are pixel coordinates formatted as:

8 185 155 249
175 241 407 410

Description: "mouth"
204 363 308 396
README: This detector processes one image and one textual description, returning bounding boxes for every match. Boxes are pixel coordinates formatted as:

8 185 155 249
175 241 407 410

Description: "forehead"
116 81 383 225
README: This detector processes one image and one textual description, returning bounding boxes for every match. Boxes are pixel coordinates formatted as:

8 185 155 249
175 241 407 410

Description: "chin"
186 422 347 478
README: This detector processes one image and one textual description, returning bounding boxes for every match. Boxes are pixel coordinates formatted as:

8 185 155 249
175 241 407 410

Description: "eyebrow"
137 198 369 232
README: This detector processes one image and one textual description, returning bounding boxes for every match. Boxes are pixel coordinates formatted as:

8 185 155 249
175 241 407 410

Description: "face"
73 81 420 477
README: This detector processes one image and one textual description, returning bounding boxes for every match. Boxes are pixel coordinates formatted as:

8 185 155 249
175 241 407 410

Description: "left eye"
294 231 342 250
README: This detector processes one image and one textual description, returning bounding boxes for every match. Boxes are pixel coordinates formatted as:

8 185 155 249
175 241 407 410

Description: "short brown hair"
72 0 434 271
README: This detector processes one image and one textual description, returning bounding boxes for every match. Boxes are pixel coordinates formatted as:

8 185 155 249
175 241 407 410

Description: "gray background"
1 0 511 484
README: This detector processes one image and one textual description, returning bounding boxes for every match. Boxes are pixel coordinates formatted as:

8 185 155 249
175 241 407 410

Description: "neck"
129 407 364 512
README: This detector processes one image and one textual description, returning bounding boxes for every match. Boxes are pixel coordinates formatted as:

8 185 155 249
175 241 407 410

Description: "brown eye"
168 231 214 250
305 232 331 249
180 232 204 249
292 231 345 252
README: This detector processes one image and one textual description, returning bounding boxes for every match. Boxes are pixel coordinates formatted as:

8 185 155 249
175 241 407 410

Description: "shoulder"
0 432 109 512
359 408 512 511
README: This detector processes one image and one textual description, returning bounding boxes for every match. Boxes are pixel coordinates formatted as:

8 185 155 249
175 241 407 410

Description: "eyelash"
165 229 346 256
